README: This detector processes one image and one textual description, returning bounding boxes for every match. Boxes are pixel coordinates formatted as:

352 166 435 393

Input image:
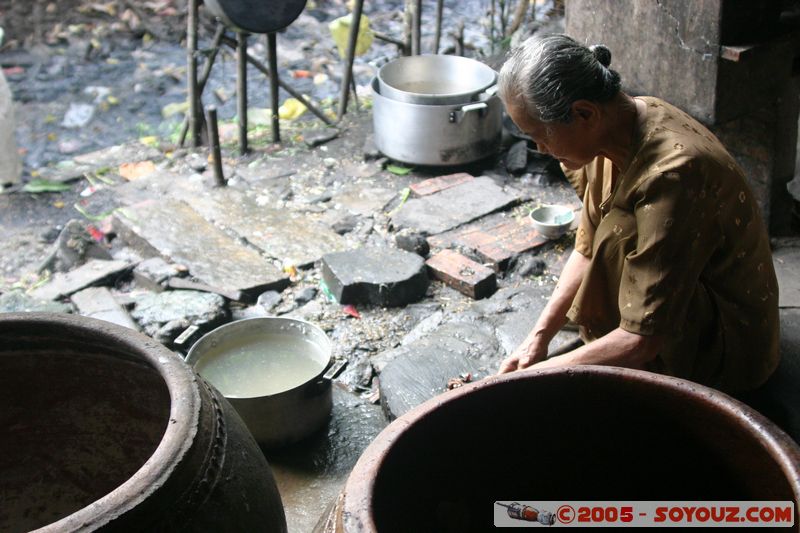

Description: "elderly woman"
497 34 779 393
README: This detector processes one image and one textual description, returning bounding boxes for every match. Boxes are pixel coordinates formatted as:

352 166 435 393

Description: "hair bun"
589 44 612 67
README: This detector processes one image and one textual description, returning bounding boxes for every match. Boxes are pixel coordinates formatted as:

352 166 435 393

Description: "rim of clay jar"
2 312 200 532
341 365 800 532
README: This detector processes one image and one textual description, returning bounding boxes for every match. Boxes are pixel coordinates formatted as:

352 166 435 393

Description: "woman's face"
506 101 598 170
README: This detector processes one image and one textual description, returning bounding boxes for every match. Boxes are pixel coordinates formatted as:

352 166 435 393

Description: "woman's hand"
498 338 548 374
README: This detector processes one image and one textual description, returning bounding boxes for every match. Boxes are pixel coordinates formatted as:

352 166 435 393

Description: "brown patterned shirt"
565 96 779 392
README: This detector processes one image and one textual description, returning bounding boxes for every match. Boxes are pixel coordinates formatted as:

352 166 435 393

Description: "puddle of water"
264 387 389 532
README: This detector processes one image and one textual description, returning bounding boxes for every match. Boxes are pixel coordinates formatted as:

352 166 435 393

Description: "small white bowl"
529 204 575 239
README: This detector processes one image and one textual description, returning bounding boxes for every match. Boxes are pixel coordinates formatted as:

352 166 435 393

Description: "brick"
425 249 496 300
408 172 474 198
429 216 548 271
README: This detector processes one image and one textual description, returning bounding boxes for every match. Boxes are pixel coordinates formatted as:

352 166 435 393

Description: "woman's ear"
571 100 599 124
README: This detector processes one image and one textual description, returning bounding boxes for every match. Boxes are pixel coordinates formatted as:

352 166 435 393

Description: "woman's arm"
526 327 663 371
498 249 590 373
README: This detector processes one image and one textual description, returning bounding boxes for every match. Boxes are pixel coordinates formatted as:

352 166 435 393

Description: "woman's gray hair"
498 34 621 123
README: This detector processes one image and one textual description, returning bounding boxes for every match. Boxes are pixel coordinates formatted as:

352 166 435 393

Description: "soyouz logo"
493 501 795 527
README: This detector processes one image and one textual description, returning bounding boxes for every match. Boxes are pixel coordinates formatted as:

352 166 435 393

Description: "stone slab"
0 290 73 314
113 199 289 296
377 321 501 419
425 249 496 300
408 172 474 198
131 289 228 346
70 286 139 330
391 176 521 235
774 245 800 308
429 213 548 271
37 142 161 182
321 247 429 307
175 187 349 268
30 259 133 301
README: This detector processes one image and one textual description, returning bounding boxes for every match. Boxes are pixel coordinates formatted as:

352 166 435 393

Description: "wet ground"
1 3 571 532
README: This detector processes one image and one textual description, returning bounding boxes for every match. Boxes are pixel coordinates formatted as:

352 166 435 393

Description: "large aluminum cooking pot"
377 55 497 105
371 77 502 166
186 317 344 449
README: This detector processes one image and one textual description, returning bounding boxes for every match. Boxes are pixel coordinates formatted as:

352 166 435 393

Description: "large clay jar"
332 366 800 533
0 312 287 532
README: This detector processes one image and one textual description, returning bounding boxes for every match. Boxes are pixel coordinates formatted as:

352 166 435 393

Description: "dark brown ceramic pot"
0 312 287 532
332 366 800 533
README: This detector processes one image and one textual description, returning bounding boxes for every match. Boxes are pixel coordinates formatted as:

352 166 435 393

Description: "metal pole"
205 106 226 187
179 24 225 148
219 36 334 126
237 32 249 155
434 0 444 54
412 0 422 56
337 0 364 121
187 0 200 146
267 32 280 143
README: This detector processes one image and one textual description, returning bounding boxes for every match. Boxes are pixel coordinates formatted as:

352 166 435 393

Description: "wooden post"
412 0 422 56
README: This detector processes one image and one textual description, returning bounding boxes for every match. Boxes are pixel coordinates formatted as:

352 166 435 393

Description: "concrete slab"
37 142 161 182
773 245 800 307
114 199 289 296
71 286 139 330
335 183 397 217
175 187 349 268
30 259 133 301
321 247 429 307
391 176 521 235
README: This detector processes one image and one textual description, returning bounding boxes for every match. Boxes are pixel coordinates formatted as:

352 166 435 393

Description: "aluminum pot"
327 366 800 532
186 317 344 450
0 313 286 533
377 55 497 105
371 77 502 166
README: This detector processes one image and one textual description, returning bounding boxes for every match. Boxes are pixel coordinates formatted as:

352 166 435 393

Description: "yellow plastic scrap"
328 13 373 59
278 98 307 121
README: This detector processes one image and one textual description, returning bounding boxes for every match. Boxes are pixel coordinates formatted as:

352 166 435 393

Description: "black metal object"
267 32 280 143
205 106 226 187
187 0 200 147
203 0 307 35
179 25 225 147
237 32 248 154
412 0 422 56
337 0 364 121
434 0 443 54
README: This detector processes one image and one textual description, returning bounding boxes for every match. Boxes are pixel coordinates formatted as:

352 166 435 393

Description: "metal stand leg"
267 32 280 143
180 25 226 148
434 0 444 54
187 0 200 147
218 35 334 126
412 0 422 56
237 32 249 155
337 0 364 121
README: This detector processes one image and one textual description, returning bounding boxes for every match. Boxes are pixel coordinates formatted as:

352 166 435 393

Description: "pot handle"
305 359 348 398
449 102 488 123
